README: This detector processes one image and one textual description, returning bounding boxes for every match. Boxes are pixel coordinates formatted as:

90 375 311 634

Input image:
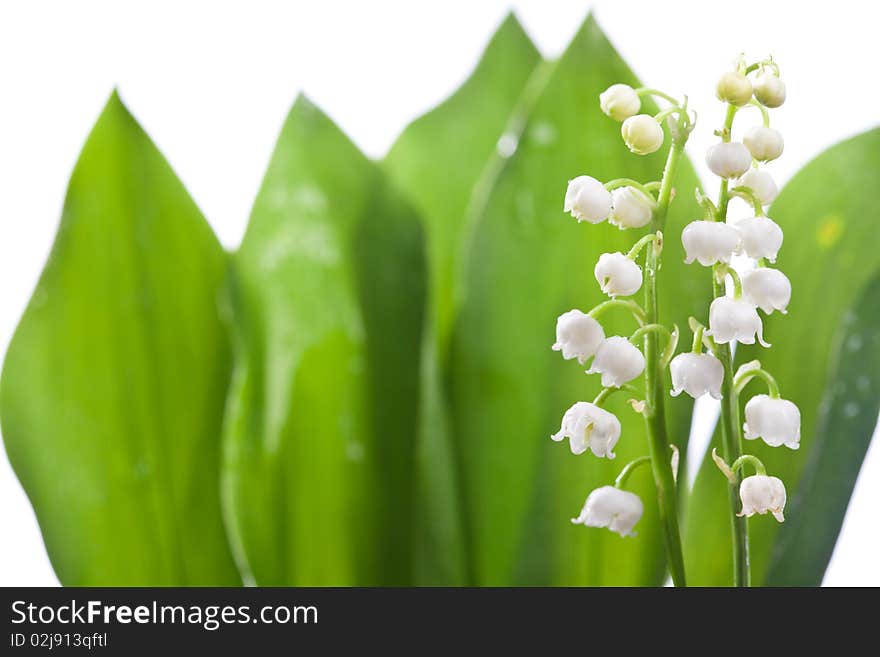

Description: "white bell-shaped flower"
707 296 770 347
681 220 740 266
706 142 752 179
716 71 753 106
670 352 724 400
738 475 786 522
587 336 646 387
744 126 784 162
735 215 784 262
571 485 643 537
564 176 612 224
551 402 621 458
621 114 664 155
737 169 778 205
742 268 791 314
753 73 786 108
594 252 642 297
600 83 641 121
609 186 653 229
744 394 801 449
552 309 605 365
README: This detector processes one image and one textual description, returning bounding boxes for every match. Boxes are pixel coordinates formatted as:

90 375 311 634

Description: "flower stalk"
643 138 688 587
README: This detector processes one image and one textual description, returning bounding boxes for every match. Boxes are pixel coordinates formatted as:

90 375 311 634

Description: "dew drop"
346 442 365 462
856 375 871 392
530 121 557 146
496 132 518 158
843 402 860 418
847 334 863 352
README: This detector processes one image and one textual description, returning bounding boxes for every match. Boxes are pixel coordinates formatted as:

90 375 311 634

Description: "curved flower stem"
626 232 662 261
734 367 780 398
730 454 768 477
714 101 750 587
747 99 771 127
588 298 646 326
691 322 705 353
730 186 766 217
615 456 652 489
604 178 660 201
635 87 679 105
593 383 638 406
643 136 687 587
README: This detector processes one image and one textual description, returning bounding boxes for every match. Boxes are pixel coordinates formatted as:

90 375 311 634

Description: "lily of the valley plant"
553 56 797 587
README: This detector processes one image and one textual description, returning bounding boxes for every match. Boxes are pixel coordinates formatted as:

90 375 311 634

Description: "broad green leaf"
685 128 880 585
765 275 880 585
448 15 709 585
384 14 541 584
222 96 426 585
0 92 240 585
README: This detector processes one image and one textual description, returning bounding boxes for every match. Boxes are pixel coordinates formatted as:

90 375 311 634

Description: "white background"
1 0 878 586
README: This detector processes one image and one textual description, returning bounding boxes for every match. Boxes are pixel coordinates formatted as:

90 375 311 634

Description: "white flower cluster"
685 59 797 522
550 83 696 538
551 66 800 539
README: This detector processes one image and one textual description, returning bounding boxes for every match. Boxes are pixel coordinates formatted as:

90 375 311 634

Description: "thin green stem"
643 138 687 587
654 106 689 124
746 99 771 128
719 266 743 299
730 186 766 216
630 323 672 346
734 367 780 398
626 232 661 261
714 102 750 587
730 454 767 477
604 178 660 201
588 298 646 325
635 87 679 105
691 323 705 353
615 456 652 489
593 384 637 406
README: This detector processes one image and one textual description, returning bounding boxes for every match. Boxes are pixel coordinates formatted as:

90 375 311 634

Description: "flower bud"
571 486 643 536
594 252 643 298
716 71 753 106
552 309 605 365
742 268 791 314
609 186 653 229
744 126 784 162
707 296 770 347
564 176 612 223
737 169 778 205
753 72 786 108
681 220 740 266
670 352 723 400
551 402 621 458
738 475 786 522
587 336 646 387
744 394 801 449
621 114 664 155
735 215 784 262
706 142 752 179
600 83 641 121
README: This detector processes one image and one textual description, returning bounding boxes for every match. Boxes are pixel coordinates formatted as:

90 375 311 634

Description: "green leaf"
222 96 426 585
0 92 240 585
448 16 709 585
685 128 880 585
765 274 880 585
384 14 541 584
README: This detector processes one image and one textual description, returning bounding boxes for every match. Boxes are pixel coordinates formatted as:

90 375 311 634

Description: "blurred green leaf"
384 14 541 584
685 128 880 585
0 92 240 585
766 274 880 585
222 96 426 585
448 15 709 585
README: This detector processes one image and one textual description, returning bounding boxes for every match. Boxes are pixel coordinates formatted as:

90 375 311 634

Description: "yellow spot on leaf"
817 214 844 248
